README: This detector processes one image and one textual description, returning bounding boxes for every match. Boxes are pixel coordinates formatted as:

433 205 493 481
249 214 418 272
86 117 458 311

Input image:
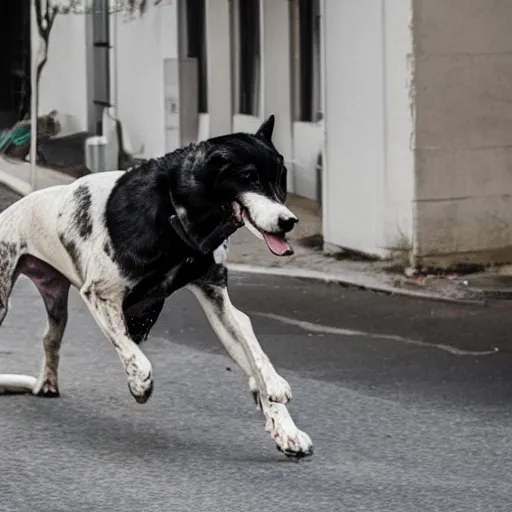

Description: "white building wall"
261 0 293 183
322 0 414 257
38 13 88 135
383 0 415 253
204 0 231 139
292 121 323 200
111 3 178 159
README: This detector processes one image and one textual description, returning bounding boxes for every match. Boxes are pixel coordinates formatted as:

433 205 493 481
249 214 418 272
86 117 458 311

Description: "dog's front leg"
188 278 290 403
80 284 153 403
188 267 313 458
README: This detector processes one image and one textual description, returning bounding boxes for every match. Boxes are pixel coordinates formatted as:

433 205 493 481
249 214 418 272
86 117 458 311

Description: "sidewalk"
0 156 74 196
0 160 506 305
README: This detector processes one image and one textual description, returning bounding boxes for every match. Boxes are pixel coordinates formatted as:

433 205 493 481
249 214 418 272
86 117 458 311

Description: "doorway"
0 0 31 129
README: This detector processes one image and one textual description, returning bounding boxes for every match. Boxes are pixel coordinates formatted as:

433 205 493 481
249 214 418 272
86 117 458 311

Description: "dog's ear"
256 115 275 142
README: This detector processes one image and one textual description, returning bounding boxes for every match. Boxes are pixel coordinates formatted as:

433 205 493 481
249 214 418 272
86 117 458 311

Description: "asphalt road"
1 269 512 512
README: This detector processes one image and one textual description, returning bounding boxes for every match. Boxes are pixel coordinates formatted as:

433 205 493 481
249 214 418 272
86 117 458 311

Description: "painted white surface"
323 0 386 256
197 113 210 141
39 13 88 133
205 0 232 138
383 0 415 251
322 0 414 257
112 2 178 159
261 0 293 181
292 121 323 200
232 114 263 135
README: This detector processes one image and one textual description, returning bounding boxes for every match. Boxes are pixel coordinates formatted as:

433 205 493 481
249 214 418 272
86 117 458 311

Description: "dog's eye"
239 168 256 182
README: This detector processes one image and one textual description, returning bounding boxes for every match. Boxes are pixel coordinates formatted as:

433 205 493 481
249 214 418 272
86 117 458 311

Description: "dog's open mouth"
232 202 293 257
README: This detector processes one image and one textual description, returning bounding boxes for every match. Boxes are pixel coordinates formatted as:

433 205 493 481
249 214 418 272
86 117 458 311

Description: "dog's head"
168 115 298 257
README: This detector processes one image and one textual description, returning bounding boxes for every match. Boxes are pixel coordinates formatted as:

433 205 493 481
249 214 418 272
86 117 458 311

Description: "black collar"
168 213 201 252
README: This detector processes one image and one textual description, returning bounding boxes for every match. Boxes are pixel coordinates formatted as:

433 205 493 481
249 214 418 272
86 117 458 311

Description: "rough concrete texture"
413 0 512 262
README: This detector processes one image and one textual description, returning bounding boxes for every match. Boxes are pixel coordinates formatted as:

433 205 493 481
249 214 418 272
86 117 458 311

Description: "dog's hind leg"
0 241 24 326
16 255 70 397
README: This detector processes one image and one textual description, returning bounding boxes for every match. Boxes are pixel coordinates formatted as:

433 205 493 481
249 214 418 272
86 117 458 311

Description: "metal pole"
29 0 38 192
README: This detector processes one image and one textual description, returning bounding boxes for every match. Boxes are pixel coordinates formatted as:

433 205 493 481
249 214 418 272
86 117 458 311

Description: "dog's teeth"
231 201 243 221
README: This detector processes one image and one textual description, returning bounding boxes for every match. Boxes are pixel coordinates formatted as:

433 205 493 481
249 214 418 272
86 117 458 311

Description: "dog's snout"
278 216 298 233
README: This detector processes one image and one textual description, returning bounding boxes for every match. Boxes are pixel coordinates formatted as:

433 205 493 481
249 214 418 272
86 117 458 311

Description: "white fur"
239 192 297 234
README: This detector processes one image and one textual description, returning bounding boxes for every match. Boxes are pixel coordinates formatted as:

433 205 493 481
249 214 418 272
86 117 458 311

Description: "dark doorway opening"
0 1 31 129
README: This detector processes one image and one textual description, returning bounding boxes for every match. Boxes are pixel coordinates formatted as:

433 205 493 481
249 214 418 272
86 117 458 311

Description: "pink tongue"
263 233 292 256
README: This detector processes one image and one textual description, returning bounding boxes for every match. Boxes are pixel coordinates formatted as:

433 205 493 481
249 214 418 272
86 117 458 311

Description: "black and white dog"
0 115 313 458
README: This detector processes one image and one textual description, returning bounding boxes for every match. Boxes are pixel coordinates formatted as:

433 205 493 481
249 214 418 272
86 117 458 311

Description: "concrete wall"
322 0 414 257
413 0 512 264
39 13 88 135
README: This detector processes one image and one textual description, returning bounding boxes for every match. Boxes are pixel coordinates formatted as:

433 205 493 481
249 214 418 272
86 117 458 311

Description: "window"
184 0 207 113
91 0 111 134
291 0 322 122
231 0 261 116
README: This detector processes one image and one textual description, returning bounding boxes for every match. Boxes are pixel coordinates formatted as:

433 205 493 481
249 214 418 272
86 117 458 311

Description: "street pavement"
1 184 512 511
1 271 512 512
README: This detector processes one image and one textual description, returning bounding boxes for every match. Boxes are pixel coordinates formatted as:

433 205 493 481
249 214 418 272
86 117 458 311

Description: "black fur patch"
72 184 93 239
58 233 83 280
105 117 287 282
125 299 165 344
103 241 112 257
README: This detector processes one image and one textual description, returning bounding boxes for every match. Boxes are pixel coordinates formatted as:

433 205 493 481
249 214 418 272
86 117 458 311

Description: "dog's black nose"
278 216 298 233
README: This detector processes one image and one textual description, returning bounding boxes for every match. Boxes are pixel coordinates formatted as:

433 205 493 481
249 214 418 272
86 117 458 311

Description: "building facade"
39 0 512 267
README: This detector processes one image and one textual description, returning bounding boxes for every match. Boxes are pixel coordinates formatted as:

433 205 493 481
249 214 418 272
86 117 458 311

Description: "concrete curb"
0 168 33 196
227 263 488 306
0 158 75 196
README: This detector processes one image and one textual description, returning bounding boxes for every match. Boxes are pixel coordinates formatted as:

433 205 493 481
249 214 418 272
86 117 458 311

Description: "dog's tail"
0 374 37 394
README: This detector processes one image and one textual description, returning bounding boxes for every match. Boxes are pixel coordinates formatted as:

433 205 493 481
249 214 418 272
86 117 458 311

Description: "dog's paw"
266 413 313 459
126 356 153 404
33 375 60 398
262 371 292 404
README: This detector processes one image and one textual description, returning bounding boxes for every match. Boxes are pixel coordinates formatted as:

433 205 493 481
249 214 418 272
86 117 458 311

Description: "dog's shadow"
5 394 292 464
